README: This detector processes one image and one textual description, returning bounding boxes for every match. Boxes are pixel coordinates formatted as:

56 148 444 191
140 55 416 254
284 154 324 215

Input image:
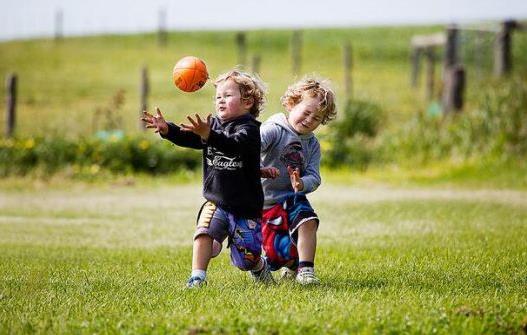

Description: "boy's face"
287 94 325 134
215 79 253 122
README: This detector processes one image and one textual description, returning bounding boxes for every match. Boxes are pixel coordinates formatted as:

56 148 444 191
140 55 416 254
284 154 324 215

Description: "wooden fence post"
54 9 63 41
158 8 167 47
291 30 302 76
343 41 353 102
442 65 465 113
251 54 261 74
5 73 17 138
236 32 246 67
494 20 516 77
140 66 149 130
443 25 459 74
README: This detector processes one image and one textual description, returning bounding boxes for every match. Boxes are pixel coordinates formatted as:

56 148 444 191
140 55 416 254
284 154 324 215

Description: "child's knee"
211 240 222 258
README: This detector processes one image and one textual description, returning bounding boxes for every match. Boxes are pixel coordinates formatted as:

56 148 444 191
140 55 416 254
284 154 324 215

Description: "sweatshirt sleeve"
160 122 205 149
301 139 321 193
260 122 280 154
207 123 259 156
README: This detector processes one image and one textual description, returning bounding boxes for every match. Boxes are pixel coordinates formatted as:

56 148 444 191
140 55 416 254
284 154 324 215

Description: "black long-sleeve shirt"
162 114 263 219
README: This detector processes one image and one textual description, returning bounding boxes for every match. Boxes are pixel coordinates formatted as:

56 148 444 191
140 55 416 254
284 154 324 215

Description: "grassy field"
1 23 527 334
1 26 526 138
1 179 526 334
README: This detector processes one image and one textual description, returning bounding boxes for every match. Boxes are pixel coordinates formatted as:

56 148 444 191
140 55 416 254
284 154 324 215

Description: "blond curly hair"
214 70 267 118
281 77 337 124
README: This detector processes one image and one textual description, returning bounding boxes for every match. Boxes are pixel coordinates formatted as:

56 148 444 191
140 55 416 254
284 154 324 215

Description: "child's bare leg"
295 219 320 285
192 234 213 270
296 219 318 263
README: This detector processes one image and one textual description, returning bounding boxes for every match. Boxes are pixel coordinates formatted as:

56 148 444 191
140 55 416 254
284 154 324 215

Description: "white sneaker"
250 258 275 284
280 267 296 280
296 267 320 285
186 276 207 289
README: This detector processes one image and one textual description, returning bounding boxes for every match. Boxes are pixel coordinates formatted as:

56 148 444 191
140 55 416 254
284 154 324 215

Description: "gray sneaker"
250 258 275 284
280 267 297 281
186 276 207 289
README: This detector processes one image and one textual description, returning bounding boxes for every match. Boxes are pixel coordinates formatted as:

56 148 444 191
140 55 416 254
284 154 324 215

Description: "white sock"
191 269 206 280
298 266 314 274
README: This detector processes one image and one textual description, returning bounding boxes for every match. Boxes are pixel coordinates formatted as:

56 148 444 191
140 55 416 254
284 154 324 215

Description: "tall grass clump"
380 75 527 164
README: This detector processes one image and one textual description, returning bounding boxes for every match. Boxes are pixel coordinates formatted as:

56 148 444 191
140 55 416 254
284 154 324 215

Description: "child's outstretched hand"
141 107 169 135
261 167 280 179
180 114 212 140
287 166 304 192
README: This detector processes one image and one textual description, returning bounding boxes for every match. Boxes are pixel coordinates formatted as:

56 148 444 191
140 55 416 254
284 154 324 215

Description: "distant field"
1 181 526 334
1 26 526 137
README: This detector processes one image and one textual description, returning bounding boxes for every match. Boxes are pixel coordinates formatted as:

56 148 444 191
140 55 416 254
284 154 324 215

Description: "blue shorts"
194 201 262 271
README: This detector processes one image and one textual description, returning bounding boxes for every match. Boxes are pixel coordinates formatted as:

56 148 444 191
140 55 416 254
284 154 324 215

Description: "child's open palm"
180 114 212 140
141 107 168 135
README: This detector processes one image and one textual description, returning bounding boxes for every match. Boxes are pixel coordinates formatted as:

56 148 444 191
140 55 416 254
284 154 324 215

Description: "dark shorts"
194 201 262 271
261 194 319 271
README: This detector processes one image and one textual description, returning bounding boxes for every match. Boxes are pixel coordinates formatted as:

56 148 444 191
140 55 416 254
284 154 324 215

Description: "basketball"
172 56 209 92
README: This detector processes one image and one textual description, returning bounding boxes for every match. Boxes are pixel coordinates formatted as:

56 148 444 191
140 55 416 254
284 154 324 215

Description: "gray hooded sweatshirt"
260 113 321 207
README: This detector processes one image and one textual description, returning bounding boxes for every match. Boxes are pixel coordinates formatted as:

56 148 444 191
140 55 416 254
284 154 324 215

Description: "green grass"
323 158 527 190
1 181 526 334
2 26 526 137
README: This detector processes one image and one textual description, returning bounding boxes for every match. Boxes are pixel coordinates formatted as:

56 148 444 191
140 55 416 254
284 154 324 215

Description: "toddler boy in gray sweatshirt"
260 77 337 285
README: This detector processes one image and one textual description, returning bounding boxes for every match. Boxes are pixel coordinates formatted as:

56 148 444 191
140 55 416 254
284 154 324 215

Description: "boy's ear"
243 97 254 110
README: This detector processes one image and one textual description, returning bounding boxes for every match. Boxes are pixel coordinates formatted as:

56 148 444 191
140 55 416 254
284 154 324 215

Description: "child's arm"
300 141 322 193
142 108 204 149
206 123 259 156
260 123 280 154
142 108 169 135
163 122 206 149
260 123 281 178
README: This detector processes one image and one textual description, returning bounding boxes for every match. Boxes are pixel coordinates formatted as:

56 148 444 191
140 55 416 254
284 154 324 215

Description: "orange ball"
172 56 209 92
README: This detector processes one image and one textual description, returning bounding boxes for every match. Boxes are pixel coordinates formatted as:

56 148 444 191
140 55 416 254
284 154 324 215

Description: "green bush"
0 135 201 177
324 99 384 168
381 76 527 164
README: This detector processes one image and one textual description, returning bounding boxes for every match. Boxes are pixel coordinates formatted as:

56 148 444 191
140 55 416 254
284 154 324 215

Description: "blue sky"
1 0 526 40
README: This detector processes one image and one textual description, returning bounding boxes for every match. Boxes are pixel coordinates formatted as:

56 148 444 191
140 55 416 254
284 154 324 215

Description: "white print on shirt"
206 147 243 170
